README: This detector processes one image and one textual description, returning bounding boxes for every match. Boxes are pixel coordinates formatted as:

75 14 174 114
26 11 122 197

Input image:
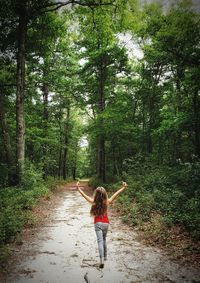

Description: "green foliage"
0 163 51 251
0 206 24 246
118 157 200 239
88 175 120 189
45 177 70 191
21 160 43 189
88 176 104 188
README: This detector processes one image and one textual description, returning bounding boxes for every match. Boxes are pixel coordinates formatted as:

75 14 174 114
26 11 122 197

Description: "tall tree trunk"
58 99 63 178
142 99 146 153
42 83 49 180
0 93 15 184
112 143 119 176
98 136 105 182
72 166 76 180
97 56 106 182
147 90 154 154
193 90 200 157
173 65 184 161
27 142 34 161
63 107 70 180
16 6 27 184
58 130 63 178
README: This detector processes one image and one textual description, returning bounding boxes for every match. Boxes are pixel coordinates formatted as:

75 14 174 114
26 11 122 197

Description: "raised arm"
108 182 128 204
76 181 93 204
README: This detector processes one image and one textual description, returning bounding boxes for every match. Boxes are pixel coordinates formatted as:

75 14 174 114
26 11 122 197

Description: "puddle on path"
4 186 200 283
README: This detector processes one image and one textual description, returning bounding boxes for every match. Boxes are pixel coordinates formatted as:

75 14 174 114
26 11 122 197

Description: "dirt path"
3 182 200 283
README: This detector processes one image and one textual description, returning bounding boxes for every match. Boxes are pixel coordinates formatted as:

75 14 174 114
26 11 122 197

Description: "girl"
76 181 128 268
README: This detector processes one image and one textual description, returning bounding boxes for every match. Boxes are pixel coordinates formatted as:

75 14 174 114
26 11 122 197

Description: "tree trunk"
193 90 200 157
63 107 70 180
147 91 153 154
98 136 105 182
58 135 63 178
142 99 146 153
172 67 184 161
42 83 49 179
27 142 34 161
16 7 27 184
0 93 15 184
97 55 106 182
58 100 63 178
112 144 119 176
72 166 76 180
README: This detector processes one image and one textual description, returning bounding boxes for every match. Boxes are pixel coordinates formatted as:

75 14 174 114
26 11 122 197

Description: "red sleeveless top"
94 213 109 224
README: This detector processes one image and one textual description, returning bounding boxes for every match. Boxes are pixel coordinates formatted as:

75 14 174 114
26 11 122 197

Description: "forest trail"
4 182 200 283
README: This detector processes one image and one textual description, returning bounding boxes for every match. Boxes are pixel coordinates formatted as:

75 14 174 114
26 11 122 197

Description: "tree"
76 4 129 181
1 0 116 185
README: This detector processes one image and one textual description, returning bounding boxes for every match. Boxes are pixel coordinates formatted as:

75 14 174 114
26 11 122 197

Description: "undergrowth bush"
21 160 43 189
89 175 120 189
0 162 52 258
116 156 200 239
0 161 74 262
88 175 105 188
45 176 72 191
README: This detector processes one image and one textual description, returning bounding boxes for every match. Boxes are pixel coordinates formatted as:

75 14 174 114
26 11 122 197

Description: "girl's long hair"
90 187 108 216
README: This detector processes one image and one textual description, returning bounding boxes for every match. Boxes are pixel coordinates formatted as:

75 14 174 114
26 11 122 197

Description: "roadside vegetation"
0 164 68 267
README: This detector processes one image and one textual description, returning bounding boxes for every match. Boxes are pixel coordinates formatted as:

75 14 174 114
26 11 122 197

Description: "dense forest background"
0 0 200 256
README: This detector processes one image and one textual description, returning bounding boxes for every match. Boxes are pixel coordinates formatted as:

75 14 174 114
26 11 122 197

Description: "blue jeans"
95 222 109 260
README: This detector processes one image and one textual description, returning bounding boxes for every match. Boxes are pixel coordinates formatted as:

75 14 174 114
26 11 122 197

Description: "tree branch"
37 0 116 13
0 84 16 88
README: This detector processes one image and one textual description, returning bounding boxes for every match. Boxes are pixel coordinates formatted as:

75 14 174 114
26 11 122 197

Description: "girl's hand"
76 181 80 188
122 181 128 188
